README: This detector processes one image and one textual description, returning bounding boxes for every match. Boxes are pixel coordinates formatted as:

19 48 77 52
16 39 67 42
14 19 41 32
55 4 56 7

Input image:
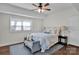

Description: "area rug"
10 43 63 55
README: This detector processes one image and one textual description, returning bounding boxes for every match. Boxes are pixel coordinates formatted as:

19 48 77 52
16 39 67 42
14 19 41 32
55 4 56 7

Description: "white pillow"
44 28 50 33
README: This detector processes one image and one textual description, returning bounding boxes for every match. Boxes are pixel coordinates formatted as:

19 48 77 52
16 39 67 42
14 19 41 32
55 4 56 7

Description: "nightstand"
58 35 68 46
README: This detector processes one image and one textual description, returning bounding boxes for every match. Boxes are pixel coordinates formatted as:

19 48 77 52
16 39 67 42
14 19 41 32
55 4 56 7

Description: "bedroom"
0 3 79 55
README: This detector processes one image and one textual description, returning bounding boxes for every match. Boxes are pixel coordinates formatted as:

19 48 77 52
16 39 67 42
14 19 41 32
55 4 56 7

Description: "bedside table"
58 35 68 46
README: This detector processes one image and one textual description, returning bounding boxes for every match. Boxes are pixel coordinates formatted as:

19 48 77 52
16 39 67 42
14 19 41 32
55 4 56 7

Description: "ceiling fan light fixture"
32 3 51 13
38 8 41 13
37 9 45 13
41 9 45 12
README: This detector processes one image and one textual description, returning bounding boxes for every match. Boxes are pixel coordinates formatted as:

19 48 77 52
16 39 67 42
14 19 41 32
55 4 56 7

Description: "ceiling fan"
32 3 51 13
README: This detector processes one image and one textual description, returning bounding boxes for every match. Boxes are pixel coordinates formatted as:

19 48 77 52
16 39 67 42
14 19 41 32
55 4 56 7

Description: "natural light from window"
10 18 31 32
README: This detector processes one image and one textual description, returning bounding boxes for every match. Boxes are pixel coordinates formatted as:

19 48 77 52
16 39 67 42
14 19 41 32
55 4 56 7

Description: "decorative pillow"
44 32 50 34
43 26 60 35
27 34 32 41
43 27 50 33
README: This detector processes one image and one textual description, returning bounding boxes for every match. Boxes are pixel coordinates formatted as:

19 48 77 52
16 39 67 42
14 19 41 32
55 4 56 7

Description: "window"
10 19 31 32
23 21 31 30
15 21 22 31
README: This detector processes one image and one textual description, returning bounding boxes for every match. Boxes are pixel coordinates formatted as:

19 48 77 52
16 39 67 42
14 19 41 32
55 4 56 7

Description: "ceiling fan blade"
44 3 49 7
45 9 51 11
32 4 38 7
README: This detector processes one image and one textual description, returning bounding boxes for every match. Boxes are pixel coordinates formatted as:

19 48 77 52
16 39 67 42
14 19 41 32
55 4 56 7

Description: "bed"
24 27 59 53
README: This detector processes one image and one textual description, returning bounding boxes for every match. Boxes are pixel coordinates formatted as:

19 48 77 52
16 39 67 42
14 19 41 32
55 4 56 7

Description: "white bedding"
25 32 58 52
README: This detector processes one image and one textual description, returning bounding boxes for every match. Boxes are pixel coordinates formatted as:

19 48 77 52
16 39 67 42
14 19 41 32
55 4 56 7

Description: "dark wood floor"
0 45 79 55
0 46 10 55
51 45 79 55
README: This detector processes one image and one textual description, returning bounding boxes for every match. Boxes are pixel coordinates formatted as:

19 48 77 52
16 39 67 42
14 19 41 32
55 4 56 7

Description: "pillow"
49 27 57 34
27 34 32 41
43 27 59 35
44 32 50 34
43 27 54 34
50 30 55 34
43 28 50 33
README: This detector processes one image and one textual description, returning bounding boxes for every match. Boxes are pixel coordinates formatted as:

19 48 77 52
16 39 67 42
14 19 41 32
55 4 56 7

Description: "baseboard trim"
68 44 79 48
9 42 23 46
0 42 23 47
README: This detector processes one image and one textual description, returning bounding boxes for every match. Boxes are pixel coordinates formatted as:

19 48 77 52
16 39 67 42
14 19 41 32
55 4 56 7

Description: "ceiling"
1 3 79 19
9 3 73 16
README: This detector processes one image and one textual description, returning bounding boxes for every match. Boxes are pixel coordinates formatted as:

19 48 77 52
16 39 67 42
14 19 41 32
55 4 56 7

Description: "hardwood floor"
0 46 10 55
0 45 79 55
51 45 79 55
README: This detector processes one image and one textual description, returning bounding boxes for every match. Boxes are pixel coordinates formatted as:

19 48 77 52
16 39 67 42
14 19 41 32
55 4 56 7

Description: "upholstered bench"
24 37 41 53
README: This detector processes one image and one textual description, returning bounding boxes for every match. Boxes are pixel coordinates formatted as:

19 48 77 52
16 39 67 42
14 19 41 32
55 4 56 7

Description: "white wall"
0 13 43 47
68 16 79 46
43 8 79 46
0 5 79 47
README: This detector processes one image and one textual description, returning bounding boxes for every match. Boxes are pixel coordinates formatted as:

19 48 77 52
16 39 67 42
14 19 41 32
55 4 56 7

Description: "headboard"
43 26 59 35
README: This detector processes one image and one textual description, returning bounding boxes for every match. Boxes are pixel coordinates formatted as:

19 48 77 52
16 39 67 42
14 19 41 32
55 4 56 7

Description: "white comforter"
25 33 58 52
